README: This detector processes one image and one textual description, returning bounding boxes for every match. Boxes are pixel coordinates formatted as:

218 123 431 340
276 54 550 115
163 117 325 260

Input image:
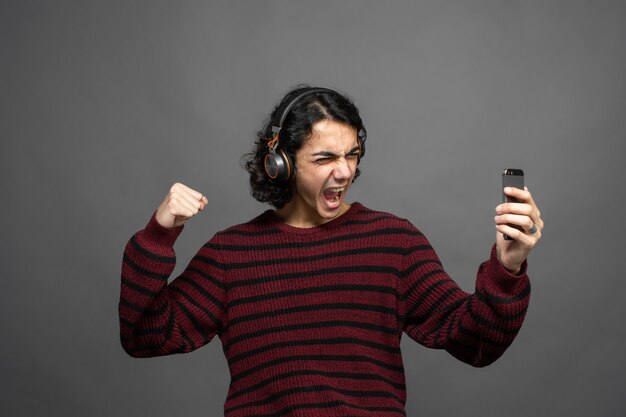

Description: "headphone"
263 87 366 182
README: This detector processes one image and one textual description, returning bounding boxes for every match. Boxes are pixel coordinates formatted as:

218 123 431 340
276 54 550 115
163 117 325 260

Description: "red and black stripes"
119 202 530 416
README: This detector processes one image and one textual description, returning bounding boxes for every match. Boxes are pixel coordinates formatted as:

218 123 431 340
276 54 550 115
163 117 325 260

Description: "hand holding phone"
496 168 543 273
502 169 524 240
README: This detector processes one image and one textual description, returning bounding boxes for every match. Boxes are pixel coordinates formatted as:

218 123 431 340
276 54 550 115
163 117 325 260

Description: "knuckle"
167 201 178 211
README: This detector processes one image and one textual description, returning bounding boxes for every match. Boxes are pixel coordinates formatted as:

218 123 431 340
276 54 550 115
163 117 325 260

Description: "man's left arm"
402 187 543 367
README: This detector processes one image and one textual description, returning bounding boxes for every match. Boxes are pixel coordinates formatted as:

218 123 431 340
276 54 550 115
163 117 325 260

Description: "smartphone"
502 169 524 240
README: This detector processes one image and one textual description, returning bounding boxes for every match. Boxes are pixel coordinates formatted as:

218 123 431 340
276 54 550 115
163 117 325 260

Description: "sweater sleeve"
119 213 226 358
401 222 530 367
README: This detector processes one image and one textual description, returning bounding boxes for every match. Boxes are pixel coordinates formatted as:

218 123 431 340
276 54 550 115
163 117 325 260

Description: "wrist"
503 264 522 275
143 211 184 247
495 247 522 275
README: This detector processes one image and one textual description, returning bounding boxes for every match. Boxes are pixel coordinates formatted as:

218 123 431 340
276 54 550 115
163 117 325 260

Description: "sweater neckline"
263 202 363 235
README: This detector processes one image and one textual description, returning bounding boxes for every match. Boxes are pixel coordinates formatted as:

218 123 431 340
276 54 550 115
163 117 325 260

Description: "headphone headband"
271 87 336 135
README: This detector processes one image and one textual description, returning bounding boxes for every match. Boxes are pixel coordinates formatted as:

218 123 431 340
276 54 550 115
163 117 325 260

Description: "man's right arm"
119 183 224 357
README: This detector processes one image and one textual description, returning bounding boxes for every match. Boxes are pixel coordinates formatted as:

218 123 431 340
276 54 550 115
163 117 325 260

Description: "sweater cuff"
478 244 529 299
140 212 185 250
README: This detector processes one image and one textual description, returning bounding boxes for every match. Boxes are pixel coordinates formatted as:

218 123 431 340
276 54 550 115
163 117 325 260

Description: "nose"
333 157 355 181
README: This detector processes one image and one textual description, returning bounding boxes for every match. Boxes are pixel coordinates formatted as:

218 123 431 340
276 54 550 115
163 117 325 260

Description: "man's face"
279 120 360 227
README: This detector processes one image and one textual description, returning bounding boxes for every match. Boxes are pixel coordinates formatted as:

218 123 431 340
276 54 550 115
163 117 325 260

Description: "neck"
275 200 351 228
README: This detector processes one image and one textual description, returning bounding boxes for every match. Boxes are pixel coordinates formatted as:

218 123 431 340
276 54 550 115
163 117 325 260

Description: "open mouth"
323 187 344 204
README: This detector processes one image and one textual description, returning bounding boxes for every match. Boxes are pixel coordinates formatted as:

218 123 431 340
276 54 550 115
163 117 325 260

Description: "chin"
316 200 347 220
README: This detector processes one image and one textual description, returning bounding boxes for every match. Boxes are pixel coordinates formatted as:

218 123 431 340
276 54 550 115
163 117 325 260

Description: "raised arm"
402 187 542 366
119 183 225 357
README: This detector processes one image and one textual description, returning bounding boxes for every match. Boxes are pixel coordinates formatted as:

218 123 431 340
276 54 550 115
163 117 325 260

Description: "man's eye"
315 158 331 163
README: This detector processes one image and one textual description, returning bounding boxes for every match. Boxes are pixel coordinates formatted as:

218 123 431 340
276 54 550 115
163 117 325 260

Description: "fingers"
169 183 207 213
156 183 208 228
174 183 205 204
499 188 542 224
494 213 535 232
502 186 533 206
496 187 544 242
172 185 205 212
495 216 542 243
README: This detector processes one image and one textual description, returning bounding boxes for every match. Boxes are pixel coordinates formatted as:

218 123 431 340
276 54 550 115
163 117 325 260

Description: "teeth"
325 187 345 204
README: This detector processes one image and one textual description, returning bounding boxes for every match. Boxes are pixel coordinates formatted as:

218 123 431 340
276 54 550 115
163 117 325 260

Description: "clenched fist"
155 183 208 228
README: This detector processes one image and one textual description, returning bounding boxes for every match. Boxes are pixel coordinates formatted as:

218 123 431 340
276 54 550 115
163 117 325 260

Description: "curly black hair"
244 85 367 209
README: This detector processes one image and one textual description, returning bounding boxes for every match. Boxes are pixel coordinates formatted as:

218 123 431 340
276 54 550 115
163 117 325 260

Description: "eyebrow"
311 145 360 158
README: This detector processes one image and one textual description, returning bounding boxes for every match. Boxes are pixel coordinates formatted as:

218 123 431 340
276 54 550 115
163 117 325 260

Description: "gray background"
2 1 625 416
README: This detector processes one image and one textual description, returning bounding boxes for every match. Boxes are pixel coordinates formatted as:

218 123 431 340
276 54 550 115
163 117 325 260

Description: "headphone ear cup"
264 148 293 182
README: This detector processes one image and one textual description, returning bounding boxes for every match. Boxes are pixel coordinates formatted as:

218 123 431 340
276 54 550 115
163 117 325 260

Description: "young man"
119 86 543 416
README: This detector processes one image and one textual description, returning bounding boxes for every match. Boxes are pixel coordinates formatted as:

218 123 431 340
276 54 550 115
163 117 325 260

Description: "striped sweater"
119 202 530 416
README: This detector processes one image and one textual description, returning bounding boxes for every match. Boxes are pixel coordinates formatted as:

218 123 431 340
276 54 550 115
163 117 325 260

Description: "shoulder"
208 211 278 244
351 202 420 232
